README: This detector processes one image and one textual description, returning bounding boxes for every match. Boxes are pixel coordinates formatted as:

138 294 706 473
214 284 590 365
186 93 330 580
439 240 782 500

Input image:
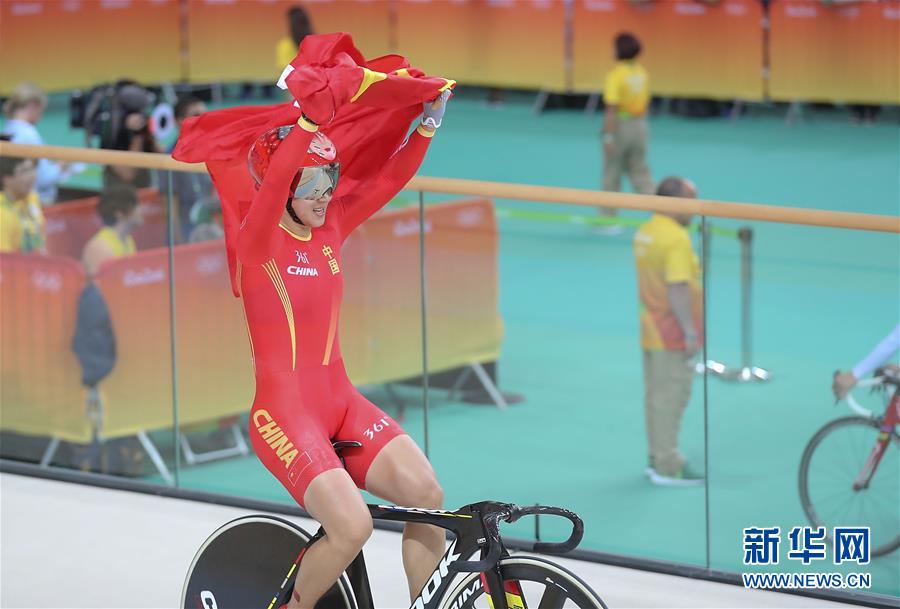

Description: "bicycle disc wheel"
181 515 357 609
439 555 607 609
799 416 900 557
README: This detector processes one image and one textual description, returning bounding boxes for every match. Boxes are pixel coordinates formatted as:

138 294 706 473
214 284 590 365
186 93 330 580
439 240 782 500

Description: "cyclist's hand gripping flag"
172 32 454 296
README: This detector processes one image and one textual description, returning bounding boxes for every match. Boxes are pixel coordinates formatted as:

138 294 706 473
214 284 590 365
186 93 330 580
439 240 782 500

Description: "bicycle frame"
285 501 580 609
851 389 899 491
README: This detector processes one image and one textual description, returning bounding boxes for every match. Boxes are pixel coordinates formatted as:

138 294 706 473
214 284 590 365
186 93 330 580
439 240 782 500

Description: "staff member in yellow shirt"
0 151 46 254
276 6 314 87
82 183 142 277
601 32 655 233
633 177 703 486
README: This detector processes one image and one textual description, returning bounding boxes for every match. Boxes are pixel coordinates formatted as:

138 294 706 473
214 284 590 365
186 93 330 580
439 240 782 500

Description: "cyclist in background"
833 324 900 400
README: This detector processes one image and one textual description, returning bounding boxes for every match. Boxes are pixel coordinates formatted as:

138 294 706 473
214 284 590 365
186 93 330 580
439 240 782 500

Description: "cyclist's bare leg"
287 469 373 609
366 435 446 600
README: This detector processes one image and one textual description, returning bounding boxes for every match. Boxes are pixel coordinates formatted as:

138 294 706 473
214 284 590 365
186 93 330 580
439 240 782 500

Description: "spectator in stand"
166 96 213 239
2 82 74 204
73 184 142 448
188 194 225 243
0 144 46 254
81 183 142 277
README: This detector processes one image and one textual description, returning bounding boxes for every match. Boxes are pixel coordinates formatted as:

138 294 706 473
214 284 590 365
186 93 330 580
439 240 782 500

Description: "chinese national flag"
173 33 454 296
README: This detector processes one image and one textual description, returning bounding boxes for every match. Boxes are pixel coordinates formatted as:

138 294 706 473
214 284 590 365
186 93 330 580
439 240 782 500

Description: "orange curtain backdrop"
0 0 180 95
394 0 567 91
572 0 764 100
186 0 393 83
769 0 900 104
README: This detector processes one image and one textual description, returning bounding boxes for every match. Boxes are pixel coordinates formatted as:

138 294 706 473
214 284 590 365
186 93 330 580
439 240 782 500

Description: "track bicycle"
183 442 607 609
798 368 900 557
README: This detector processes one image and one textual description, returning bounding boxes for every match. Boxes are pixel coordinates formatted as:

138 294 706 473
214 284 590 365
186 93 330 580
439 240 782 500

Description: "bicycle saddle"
331 440 362 467
331 440 363 455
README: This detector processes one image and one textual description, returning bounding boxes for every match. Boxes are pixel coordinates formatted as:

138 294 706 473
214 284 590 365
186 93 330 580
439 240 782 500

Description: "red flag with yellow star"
173 32 453 296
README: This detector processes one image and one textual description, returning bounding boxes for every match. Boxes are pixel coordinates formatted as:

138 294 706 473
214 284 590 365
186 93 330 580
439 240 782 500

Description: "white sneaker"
592 223 624 236
646 466 705 487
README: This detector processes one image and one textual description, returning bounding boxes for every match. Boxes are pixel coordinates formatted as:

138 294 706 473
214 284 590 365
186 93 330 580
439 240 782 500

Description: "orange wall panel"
0 0 180 95
769 0 900 104
187 0 392 82
395 0 567 91
573 0 763 100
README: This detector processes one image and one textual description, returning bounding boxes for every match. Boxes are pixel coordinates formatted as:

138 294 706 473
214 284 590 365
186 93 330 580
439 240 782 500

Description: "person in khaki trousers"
600 32 654 234
633 177 704 486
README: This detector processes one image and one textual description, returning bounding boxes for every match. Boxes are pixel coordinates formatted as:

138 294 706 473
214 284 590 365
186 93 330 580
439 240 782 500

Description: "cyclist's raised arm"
337 126 432 237
337 90 451 239
237 117 318 265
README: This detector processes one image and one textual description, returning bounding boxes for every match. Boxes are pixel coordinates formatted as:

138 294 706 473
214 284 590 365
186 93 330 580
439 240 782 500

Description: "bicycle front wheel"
799 416 900 557
440 555 607 609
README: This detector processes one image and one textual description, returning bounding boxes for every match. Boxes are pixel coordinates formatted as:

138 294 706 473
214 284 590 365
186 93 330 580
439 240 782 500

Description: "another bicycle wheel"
799 416 900 557
181 515 357 609
440 555 607 609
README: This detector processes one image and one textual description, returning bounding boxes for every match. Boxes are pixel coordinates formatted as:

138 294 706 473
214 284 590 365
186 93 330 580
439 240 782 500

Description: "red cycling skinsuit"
238 120 433 506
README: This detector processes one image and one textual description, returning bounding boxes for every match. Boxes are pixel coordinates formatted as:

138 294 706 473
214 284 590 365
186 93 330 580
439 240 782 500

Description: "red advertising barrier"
0 199 502 445
93 242 251 437
0 253 89 441
358 198 503 383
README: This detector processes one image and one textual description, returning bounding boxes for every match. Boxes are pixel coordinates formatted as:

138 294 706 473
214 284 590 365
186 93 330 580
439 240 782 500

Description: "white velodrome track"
1 473 857 609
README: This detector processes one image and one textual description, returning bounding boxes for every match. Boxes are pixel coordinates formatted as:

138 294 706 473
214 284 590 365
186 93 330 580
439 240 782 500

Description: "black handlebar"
449 504 584 573
509 505 584 555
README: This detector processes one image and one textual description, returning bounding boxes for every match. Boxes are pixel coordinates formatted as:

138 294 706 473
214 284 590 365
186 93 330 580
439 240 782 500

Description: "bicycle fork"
479 558 525 609
853 395 899 491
